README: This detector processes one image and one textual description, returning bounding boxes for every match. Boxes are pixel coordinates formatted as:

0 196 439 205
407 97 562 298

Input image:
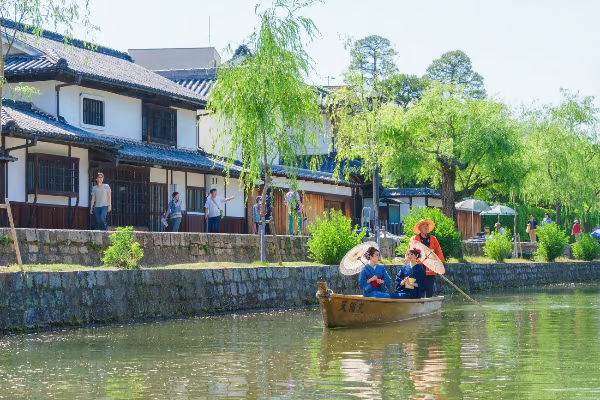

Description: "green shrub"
307 210 365 265
395 207 462 259
535 223 568 262
0 234 13 246
102 227 143 269
484 231 513 262
572 234 600 261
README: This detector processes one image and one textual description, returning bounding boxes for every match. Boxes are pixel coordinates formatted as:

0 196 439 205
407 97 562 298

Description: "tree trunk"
440 164 457 224
555 200 561 226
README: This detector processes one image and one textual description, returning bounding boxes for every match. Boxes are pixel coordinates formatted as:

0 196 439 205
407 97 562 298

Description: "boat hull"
316 282 443 328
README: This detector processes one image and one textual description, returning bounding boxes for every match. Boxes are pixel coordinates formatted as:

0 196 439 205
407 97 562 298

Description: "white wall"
61 86 142 140
187 172 204 187
429 198 443 208
5 137 26 203
270 176 352 197
225 178 245 218
150 167 167 184
176 109 198 150
411 197 426 207
5 139 90 206
305 114 333 155
9 81 142 141
8 80 58 117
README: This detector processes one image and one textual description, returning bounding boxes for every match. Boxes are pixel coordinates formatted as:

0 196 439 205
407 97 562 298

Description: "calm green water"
1 285 600 400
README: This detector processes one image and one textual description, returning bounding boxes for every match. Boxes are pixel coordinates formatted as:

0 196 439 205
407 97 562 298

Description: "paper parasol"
339 241 379 275
408 240 445 274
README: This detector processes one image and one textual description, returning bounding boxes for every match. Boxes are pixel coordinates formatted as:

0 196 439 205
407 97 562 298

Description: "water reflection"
0 286 599 399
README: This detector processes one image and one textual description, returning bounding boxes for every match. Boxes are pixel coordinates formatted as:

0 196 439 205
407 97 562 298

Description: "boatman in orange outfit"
411 219 445 298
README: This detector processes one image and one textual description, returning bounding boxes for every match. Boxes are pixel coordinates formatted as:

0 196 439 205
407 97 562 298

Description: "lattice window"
80 94 105 129
186 186 206 212
142 103 177 146
27 154 79 196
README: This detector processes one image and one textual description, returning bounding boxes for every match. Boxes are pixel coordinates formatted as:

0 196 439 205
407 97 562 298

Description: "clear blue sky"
86 0 600 107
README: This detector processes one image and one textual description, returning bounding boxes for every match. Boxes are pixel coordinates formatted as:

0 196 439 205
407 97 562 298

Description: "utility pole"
373 167 380 249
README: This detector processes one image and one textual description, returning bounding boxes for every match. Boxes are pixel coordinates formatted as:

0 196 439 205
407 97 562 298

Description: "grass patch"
446 255 582 264
153 261 325 269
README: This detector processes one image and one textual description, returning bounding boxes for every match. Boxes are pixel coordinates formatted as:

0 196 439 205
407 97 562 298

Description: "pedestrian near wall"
284 189 303 236
204 188 235 233
542 213 553 225
262 187 272 234
164 192 183 232
252 196 262 234
90 172 111 231
526 215 538 242
572 220 582 240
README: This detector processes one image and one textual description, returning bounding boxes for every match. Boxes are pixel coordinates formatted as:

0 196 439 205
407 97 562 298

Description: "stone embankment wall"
0 228 399 267
2 262 600 332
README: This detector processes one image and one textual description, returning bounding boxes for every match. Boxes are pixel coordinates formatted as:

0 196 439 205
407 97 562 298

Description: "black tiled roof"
113 138 225 173
0 152 17 162
155 67 332 106
1 99 117 147
292 153 363 175
1 99 353 184
381 187 441 198
2 19 206 107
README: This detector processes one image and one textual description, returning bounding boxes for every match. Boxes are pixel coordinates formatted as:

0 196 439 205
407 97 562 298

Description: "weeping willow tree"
521 89 600 227
207 0 323 262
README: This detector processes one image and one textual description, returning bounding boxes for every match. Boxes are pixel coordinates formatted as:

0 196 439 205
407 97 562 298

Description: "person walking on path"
90 172 111 231
542 213 553 225
494 222 505 235
252 196 262 234
410 219 445 298
526 215 538 242
262 187 272 234
284 189 303 236
164 192 183 232
572 220 582 240
204 188 235 233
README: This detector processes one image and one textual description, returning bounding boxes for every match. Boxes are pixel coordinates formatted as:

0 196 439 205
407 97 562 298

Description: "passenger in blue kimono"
358 247 392 298
391 248 427 299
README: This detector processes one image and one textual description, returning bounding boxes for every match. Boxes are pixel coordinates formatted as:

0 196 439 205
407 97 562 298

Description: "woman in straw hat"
358 246 392 298
411 219 445 298
391 248 427 299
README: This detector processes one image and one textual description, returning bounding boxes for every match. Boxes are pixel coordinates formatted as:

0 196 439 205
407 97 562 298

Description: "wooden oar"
439 274 483 307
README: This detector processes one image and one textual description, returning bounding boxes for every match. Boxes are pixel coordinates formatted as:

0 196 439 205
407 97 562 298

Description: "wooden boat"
316 282 443 328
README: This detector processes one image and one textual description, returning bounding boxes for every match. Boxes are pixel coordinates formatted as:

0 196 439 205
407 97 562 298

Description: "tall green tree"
426 50 486 99
348 35 398 87
382 83 522 222
521 89 600 226
207 0 323 260
334 35 399 241
1 0 96 131
381 73 428 110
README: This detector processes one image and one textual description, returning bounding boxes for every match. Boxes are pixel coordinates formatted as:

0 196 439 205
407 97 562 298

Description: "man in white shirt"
204 188 235 233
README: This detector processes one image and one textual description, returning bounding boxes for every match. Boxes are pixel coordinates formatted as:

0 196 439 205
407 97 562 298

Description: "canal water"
1 285 600 399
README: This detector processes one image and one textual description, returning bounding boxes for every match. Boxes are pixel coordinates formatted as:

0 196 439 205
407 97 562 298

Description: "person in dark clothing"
391 248 427 299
